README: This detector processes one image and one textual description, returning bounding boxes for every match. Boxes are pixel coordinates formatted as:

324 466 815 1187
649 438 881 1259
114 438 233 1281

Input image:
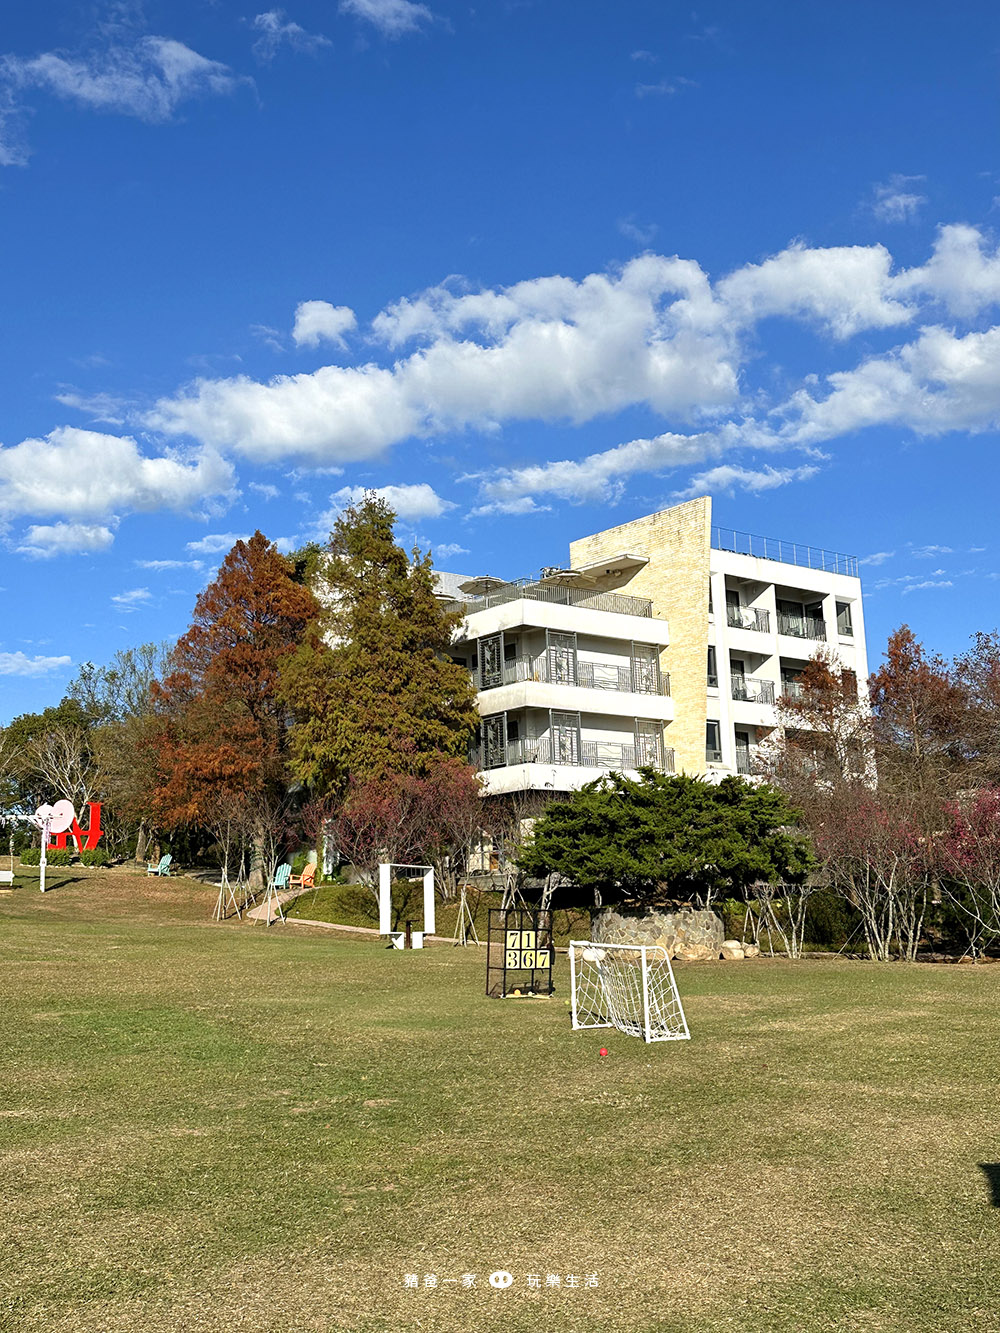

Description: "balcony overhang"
571 552 649 580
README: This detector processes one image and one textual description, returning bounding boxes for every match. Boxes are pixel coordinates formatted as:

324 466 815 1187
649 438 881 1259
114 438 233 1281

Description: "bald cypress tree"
279 493 478 795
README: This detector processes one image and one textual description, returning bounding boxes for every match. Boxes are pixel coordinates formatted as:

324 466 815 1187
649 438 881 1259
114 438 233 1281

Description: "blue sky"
2 0 999 718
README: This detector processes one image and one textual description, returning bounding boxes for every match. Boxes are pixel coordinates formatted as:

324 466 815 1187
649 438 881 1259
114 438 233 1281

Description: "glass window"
706 720 722 763
707 646 718 687
837 601 854 636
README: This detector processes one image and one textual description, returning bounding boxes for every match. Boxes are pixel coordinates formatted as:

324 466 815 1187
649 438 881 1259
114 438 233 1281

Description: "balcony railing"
726 606 771 633
460 578 652 619
777 612 826 641
731 675 776 705
736 750 753 775
782 679 805 701
474 737 675 773
472 655 669 696
713 527 859 578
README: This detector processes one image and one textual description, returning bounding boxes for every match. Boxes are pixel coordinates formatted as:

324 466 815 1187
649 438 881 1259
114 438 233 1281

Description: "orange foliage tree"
150 532 318 833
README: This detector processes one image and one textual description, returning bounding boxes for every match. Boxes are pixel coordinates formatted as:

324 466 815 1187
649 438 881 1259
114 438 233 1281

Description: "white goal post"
569 940 690 1044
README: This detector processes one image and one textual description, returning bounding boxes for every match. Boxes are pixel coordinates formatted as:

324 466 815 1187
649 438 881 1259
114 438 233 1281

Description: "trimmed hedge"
19 848 74 867
80 849 111 867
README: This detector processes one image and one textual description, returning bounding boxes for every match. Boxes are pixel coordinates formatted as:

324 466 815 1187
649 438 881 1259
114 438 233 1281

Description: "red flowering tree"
937 787 1000 955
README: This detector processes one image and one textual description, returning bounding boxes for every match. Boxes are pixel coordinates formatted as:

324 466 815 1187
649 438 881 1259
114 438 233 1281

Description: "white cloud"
717 241 912 339
251 11 331 61
153 255 739 464
16 522 116 558
872 174 926 224
52 389 130 425
785 324 1000 445
672 463 819 500
897 223 1000 318
912 544 953 558
326 482 455 522
3 35 241 127
434 541 469 559
273 536 298 554
0 428 234 521
249 481 280 500
292 300 357 348
0 651 71 676
902 579 952 594
339 0 433 38
618 216 658 246
859 551 895 566
135 558 204 571
111 587 152 609
474 430 716 510
186 532 250 554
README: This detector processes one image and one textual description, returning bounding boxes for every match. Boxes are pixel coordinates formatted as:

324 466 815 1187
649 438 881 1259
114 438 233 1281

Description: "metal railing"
474 737 674 773
777 612 826 641
713 527 859 578
705 747 723 763
472 656 669 696
731 675 776 705
459 578 652 619
736 750 753 775
782 679 805 701
726 606 771 633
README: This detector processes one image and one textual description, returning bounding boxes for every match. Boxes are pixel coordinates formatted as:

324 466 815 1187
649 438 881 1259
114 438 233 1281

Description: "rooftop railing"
713 527 859 578
459 578 652 619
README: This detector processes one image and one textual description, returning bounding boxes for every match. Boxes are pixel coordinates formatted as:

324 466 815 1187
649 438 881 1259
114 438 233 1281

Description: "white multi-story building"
438 496 867 796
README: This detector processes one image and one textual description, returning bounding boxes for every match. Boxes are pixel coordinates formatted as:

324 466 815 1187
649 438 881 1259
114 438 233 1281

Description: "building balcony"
473 655 669 696
726 606 771 633
736 750 753 775
473 736 675 774
782 679 805 701
777 612 826 641
460 578 653 619
731 675 775 705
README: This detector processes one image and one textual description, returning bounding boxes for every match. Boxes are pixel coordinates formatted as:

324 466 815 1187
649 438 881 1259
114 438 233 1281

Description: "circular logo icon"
488 1270 514 1289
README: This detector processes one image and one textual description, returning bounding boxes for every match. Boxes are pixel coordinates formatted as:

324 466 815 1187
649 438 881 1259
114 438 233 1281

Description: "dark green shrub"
802 889 862 951
19 848 41 866
80 849 111 867
45 849 73 867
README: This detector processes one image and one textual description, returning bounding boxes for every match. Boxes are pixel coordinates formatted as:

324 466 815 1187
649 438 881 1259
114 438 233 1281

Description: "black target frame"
485 907 555 998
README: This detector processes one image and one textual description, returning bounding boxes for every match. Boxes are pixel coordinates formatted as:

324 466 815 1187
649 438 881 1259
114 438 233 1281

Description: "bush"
80 849 111 867
802 889 862 951
20 848 74 866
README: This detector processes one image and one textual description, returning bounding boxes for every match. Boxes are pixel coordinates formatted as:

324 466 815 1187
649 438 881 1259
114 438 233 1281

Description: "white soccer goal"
569 941 690 1044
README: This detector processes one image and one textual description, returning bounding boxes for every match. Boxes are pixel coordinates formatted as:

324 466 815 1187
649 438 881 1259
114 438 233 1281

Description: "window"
842 669 858 700
707 646 718 687
706 720 722 763
836 601 854 636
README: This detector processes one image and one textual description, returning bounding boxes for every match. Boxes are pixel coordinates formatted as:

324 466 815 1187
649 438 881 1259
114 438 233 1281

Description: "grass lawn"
2 869 1000 1332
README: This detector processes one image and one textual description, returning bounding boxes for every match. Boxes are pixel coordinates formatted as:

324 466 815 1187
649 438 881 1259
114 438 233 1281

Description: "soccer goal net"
569 941 690 1044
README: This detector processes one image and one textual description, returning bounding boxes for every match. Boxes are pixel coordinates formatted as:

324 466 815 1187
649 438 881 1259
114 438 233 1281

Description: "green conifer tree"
280 493 479 794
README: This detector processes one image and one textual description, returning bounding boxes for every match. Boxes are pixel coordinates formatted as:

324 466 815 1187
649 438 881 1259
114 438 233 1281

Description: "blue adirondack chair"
146 853 172 877
271 862 291 891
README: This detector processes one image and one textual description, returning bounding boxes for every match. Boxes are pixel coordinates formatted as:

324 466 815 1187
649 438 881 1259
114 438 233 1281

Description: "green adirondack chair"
146 854 172 877
271 862 291 891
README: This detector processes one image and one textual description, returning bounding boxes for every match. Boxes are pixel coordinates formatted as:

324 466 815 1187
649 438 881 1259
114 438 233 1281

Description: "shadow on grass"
978 1164 1000 1206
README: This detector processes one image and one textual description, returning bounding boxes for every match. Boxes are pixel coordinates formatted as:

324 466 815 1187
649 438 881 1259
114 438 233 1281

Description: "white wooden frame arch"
378 863 435 939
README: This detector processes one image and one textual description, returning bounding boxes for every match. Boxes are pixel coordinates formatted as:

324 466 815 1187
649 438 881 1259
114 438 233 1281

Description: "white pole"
39 816 50 894
378 863 391 935
423 867 435 936
641 947 651 1044
569 944 579 1031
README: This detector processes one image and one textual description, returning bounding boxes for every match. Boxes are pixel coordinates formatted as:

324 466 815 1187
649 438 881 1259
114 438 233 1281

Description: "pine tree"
279 493 479 794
